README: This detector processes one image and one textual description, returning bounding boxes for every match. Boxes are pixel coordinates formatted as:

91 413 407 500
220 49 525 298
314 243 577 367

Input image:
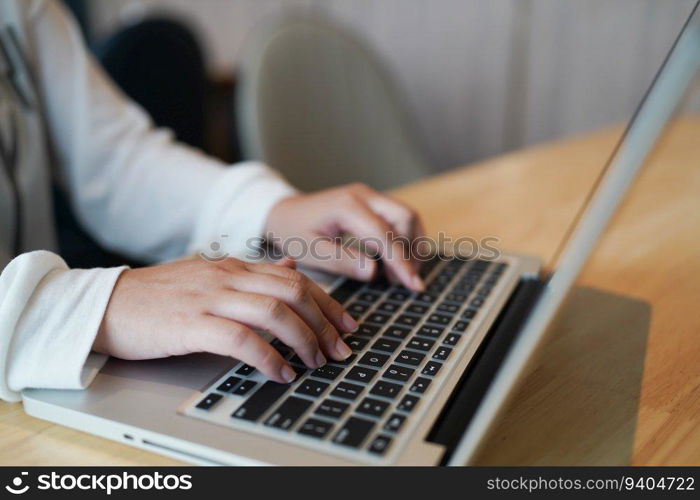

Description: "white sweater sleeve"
0 251 126 402
29 0 297 261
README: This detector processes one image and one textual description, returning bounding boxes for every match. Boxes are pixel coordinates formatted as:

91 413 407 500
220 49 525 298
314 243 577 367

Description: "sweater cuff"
189 162 298 260
0 251 126 401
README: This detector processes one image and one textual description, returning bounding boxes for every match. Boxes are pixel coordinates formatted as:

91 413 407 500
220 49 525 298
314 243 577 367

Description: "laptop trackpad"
100 353 235 391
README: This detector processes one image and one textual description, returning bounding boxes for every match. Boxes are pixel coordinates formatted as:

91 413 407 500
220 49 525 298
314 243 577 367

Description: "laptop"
22 3 700 466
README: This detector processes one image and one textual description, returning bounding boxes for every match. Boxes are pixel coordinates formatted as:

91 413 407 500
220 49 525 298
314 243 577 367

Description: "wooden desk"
1 117 698 465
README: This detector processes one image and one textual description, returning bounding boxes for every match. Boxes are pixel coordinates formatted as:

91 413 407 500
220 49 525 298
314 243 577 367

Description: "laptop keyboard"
183 257 508 461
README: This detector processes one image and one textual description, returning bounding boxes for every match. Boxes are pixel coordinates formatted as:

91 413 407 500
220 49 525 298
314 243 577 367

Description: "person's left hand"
265 183 425 291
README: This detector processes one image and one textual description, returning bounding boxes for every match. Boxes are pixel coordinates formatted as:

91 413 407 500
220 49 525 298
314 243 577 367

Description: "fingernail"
336 338 353 359
342 312 359 332
412 275 425 292
315 351 327 367
280 365 296 383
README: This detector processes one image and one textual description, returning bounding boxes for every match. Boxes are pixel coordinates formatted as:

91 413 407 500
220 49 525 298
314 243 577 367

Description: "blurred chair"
95 16 208 150
236 13 432 192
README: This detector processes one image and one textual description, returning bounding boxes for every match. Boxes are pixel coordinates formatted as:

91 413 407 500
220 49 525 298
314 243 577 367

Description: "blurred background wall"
82 0 695 171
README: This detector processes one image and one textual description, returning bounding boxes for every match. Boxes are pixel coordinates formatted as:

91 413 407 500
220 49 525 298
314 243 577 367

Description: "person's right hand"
93 257 358 384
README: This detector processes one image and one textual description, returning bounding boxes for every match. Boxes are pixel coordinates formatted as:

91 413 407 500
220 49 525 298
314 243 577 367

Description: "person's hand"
265 183 426 291
93 257 357 383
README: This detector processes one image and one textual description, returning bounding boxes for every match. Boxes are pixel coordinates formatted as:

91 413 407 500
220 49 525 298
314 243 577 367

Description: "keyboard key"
357 291 381 303
265 396 312 430
289 364 308 378
397 394 419 413
436 302 459 315
419 256 441 278
331 382 364 401
461 309 477 319
384 364 415 383
235 364 256 376
426 313 452 326
470 297 484 308
232 382 289 421
432 274 453 287
477 286 492 298
345 336 369 352
370 380 402 399
444 292 468 304
333 417 375 448
405 303 429 315
407 338 435 352
295 379 330 397
368 434 393 456
366 280 390 292
395 314 420 328
346 366 378 384
348 301 370 313
359 351 390 368
216 376 241 392
357 397 390 417
298 418 334 439
416 325 444 338
330 279 363 304
365 312 392 325
396 350 425 366
232 380 258 396
196 393 222 410
409 377 431 394
421 361 443 377
384 413 407 433
347 302 370 318
444 333 461 346
388 290 411 302
372 338 401 353
289 354 304 365
329 354 356 367
356 324 380 338
384 325 411 340
315 399 350 419
311 365 344 381
377 301 401 314
452 320 470 333
270 339 291 356
414 293 437 304
432 346 453 361
453 282 475 293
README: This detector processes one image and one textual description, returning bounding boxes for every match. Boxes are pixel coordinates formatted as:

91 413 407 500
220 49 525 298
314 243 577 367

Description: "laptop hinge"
426 277 545 465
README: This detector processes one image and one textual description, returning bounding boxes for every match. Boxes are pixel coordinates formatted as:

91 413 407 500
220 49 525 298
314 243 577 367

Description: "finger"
339 202 424 291
196 316 295 383
233 267 352 361
250 261 359 333
411 219 429 274
274 256 297 269
365 194 427 279
207 290 325 369
306 275 359 335
292 238 378 282
365 194 418 240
